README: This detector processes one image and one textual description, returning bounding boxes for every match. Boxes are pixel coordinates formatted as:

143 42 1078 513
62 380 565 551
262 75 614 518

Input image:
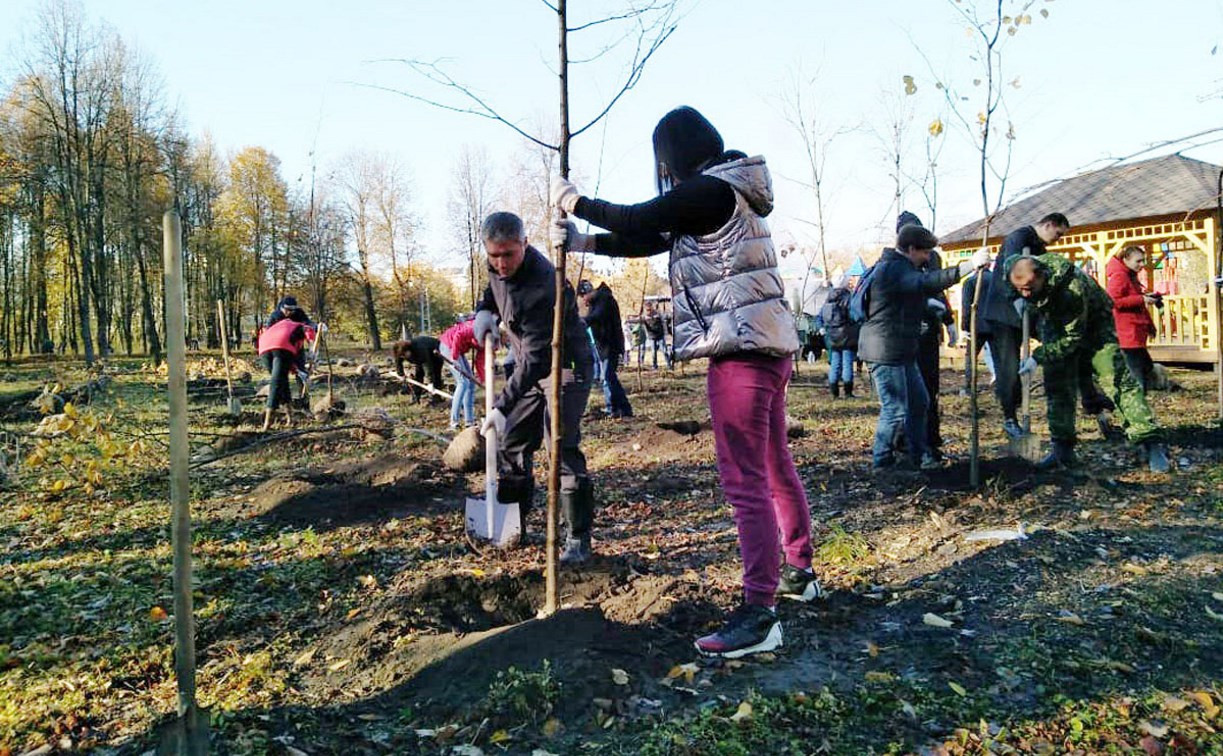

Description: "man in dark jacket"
580 280 633 418
642 301 672 369
960 271 995 395
858 224 990 470
981 213 1070 438
474 211 595 563
392 336 445 402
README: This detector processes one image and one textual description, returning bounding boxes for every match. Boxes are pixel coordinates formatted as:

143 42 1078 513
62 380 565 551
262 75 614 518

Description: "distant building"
940 154 1222 365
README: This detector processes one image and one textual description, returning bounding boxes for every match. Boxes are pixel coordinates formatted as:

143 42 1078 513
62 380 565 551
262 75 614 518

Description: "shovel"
217 300 241 416
1009 308 1042 462
465 334 521 547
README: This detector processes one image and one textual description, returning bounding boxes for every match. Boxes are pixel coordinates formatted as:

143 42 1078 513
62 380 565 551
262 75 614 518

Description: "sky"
2 0 1222 281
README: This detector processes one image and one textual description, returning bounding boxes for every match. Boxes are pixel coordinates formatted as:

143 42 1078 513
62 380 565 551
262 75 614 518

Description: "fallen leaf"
948 681 967 697
1191 690 1219 718
357 713 383 721
923 612 954 628
1140 720 1169 738
148 606 168 622
1056 611 1086 626
1163 696 1191 712
667 662 699 684
1206 604 1223 622
293 648 316 667
611 668 630 686
1139 735 1164 756
488 730 511 744
541 718 563 737
865 641 879 657
865 671 894 682
730 701 753 722
1212 592 1223 602
328 659 350 671
1122 563 1149 576
358 574 377 589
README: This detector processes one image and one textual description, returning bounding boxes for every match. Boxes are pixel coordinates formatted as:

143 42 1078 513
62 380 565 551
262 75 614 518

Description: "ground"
0 352 1220 755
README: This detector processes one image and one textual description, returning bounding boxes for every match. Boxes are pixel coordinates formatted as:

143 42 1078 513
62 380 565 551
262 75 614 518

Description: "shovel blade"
465 496 522 547
1009 432 1043 463
227 397 243 416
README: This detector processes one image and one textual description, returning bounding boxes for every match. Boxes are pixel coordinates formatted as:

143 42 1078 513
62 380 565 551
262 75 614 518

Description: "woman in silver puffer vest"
549 106 816 660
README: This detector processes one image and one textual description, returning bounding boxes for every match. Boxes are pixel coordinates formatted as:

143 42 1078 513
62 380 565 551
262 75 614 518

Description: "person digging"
257 315 315 432
1007 254 1170 472
474 211 596 564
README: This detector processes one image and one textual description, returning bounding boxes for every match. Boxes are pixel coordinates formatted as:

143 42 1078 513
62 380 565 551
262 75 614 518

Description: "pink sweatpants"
707 353 813 606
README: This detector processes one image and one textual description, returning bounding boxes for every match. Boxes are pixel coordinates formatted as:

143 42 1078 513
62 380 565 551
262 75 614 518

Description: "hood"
1105 255 1135 280
703 155 774 217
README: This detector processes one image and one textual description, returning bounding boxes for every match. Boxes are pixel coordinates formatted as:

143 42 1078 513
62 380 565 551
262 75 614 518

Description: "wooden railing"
1151 294 1212 351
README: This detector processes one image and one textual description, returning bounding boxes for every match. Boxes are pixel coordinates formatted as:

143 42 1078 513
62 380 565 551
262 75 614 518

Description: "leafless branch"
570 13 678 138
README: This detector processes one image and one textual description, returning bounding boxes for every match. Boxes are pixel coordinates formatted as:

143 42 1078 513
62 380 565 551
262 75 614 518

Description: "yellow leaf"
149 606 168 621
902 75 917 96
63 402 76 417
730 701 753 722
50 479 66 493
294 648 316 667
489 729 511 744
923 612 954 628
541 717 563 737
1122 563 1149 575
928 118 944 138
611 668 630 685
1191 691 1219 719
865 671 894 682
866 641 880 658
1056 612 1086 626
1163 696 1191 712
328 659 350 671
949 681 967 697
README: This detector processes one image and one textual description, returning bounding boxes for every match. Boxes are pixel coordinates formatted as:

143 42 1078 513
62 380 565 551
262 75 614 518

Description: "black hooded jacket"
584 283 625 358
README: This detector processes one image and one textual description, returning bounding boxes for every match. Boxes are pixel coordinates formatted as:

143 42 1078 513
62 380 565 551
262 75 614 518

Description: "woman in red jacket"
257 317 315 431
1106 246 1159 390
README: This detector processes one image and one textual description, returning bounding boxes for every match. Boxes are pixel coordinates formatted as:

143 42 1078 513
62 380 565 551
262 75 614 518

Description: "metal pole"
163 211 204 751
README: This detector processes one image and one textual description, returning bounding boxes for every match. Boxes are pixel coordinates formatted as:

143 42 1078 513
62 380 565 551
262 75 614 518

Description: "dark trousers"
262 350 294 410
409 356 445 402
916 333 942 451
984 323 1021 421
1122 347 1153 392
602 353 633 416
497 361 593 531
963 332 990 392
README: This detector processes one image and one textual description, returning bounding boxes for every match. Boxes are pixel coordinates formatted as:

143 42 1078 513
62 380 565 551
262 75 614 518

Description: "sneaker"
1003 418 1024 439
776 565 822 602
694 604 782 659
559 536 592 564
920 452 942 471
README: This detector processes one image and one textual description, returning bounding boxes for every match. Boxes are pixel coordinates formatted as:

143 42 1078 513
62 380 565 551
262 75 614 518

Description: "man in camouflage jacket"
1006 253 1169 472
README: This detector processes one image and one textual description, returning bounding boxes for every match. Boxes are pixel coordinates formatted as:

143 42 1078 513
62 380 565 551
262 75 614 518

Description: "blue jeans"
601 353 632 416
448 356 475 426
869 361 929 465
828 348 855 386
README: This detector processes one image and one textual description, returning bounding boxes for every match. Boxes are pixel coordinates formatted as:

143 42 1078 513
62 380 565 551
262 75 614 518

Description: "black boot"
560 478 594 564
1037 439 1077 469
497 475 535 547
829 382 841 399
844 381 855 398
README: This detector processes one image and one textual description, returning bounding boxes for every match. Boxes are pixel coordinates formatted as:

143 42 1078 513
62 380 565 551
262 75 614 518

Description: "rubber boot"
829 382 840 399
1037 439 1077 469
1145 442 1170 473
844 381 855 398
498 475 535 547
560 477 594 564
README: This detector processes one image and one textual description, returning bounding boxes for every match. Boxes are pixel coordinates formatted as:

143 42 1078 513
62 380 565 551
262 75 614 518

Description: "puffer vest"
669 159 799 361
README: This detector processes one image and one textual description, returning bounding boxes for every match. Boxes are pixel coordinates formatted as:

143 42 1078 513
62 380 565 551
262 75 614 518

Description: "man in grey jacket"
473 212 596 563
858 225 990 470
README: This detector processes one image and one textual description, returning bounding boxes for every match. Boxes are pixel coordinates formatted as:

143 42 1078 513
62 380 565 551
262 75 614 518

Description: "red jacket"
257 317 314 356
439 320 486 384
1105 256 1155 349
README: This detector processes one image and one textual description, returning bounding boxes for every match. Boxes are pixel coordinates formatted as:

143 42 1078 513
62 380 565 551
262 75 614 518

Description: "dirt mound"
231 453 463 528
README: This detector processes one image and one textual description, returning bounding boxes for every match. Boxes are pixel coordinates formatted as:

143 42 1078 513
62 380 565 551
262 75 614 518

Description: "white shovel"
465 334 521 547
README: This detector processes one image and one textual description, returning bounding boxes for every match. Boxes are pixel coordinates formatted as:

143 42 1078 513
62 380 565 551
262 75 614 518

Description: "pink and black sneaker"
694 604 782 659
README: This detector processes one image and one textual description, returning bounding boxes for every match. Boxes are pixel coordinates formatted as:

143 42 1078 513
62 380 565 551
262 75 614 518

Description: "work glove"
969 247 992 270
481 407 506 439
1013 298 1027 318
1017 356 1038 376
926 298 948 317
549 216 595 253
946 324 959 347
549 176 582 214
473 310 500 349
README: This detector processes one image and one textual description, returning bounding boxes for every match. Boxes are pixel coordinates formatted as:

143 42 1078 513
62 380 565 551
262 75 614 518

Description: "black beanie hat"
896 211 923 232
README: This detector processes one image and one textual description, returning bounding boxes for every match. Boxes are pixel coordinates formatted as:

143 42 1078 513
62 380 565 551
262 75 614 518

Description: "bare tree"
447 145 493 309
334 150 383 349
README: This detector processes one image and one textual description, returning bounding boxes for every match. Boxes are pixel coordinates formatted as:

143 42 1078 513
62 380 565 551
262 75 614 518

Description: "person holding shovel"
392 335 446 403
439 314 485 430
473 211 595 564
257 315 315 431
549 105 814 659
265 295 317 399
1007 253 1170 472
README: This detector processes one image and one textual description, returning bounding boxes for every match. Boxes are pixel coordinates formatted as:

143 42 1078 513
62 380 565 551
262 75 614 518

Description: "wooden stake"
217 300 239 414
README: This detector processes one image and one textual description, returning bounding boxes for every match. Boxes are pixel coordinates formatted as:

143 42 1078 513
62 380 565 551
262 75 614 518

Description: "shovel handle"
1020 308 1031 430
483 333 497 521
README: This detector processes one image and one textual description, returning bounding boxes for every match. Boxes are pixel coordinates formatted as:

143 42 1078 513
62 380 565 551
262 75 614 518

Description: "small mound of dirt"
231 453 462 527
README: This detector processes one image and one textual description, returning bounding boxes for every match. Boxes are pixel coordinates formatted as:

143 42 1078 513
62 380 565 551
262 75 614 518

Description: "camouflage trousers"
1043 342 1159 444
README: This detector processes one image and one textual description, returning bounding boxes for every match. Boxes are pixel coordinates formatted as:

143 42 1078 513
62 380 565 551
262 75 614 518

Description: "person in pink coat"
439 314 486 429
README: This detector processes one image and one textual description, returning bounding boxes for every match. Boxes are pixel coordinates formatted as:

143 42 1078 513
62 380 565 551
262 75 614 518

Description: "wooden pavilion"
940 154 1222 366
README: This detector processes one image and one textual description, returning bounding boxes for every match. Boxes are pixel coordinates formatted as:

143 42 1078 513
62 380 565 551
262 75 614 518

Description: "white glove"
946 324 959 347
296 369 309 383
473 310 500 349
549 176 582 214
926 298 948 317
481 407 506 438
1013 298 1027 318
969 248 992 270
549 216 595 253
1017 356 1038 376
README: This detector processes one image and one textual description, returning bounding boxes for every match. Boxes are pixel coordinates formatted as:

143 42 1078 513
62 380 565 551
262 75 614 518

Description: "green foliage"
483 660 560 726
816 524 871 566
